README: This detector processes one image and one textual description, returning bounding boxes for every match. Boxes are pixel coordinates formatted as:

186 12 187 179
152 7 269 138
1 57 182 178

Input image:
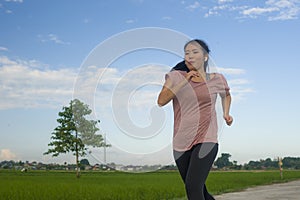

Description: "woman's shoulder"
166 70 186 79
210 72 226 79
209 72 221 76
165 70 186 85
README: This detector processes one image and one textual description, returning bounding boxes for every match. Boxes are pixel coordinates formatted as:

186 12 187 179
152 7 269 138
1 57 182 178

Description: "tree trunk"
76 149 80 178
75 131 80 178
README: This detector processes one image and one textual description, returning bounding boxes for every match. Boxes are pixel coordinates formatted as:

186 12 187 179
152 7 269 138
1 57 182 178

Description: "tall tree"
214 153 233 169
44 99 109 178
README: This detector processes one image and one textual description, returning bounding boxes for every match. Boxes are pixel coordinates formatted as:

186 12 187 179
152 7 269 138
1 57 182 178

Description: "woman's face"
184 42 207 71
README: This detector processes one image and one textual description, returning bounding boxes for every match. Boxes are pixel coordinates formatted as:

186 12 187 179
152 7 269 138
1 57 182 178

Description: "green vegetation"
214 153 300 170
207 170 300 194
1 170 300 200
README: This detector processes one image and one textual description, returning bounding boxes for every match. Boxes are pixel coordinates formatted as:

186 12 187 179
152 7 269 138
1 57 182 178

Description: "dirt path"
215 180 300 200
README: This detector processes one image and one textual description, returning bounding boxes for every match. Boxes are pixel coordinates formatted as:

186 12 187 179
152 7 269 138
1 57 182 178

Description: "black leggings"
174 143 218 200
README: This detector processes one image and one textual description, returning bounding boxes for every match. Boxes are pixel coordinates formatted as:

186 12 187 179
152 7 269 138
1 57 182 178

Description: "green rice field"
1 170 300 200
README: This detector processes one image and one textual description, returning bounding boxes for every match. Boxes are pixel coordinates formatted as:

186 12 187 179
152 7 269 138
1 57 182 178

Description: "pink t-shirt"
165 70 230 151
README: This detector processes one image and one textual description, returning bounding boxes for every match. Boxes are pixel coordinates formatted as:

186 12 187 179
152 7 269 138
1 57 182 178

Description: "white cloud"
83 18 91 24
228 77 254 102
217 67 246 75
230 86 255 102
201 0 300 20
0 149 17 160
218 0 234 3
162 16 172 20
125 19 137 24
228 78 250 85
77 64 168 111
215 67 253 102
241 0 300 20
0 47 8 51
129 0 144 3
266 0 293 7
0 56 169 111
205 4 235 17
186 1 201 11
242 7 279 16
48 34 70 45
38 34 70 45
228 78 254 100
5 0 23 3
0 56 17 65
0 56 76 109
266 0 300 20
204 10 218 17
1 0 22 14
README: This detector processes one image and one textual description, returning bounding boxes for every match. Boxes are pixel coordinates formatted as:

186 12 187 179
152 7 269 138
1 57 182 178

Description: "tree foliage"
282 157 300 169
44 99 110 177
80 159 90 166
214 153 233 169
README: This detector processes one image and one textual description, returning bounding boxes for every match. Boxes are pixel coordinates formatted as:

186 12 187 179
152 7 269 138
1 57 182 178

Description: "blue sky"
0 0 300 167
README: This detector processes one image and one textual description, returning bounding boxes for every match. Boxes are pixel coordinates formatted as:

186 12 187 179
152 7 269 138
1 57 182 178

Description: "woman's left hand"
223 115 233 126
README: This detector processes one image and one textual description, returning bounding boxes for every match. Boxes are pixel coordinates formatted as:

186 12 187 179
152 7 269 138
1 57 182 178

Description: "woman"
157 39 233 200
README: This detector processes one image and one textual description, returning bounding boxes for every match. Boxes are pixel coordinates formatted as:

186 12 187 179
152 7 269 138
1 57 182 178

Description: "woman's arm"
221 93 233 126
157 78 186 107
157 71 199 107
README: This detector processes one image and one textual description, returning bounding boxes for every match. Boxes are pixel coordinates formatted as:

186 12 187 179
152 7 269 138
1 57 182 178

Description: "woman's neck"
193 68 206 76
190 69 209 82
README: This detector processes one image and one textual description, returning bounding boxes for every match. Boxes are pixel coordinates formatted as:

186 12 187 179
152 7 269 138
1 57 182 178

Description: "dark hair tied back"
171 60 189 72
184 39 210 54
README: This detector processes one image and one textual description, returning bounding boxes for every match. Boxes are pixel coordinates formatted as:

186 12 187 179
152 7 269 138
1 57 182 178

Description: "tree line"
2 155 300 171
214 153 300 170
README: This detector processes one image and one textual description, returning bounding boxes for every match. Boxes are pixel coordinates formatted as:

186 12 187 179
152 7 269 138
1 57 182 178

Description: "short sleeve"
219 74 230 96
165 71 185 88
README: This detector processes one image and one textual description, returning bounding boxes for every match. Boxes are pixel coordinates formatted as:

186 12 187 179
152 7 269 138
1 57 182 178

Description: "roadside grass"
1 170 300 200
207 170 300 195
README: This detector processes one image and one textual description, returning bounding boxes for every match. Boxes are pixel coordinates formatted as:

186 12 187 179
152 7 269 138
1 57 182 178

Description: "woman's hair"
171 39 210 72
184 39 210 54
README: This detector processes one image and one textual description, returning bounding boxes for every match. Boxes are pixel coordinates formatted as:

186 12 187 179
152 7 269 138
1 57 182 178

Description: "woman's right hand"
185 71 199 81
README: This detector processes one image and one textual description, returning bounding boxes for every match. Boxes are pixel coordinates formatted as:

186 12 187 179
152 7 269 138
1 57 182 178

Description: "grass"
207 170 300 195
0 170 184 200
1 170 300 200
